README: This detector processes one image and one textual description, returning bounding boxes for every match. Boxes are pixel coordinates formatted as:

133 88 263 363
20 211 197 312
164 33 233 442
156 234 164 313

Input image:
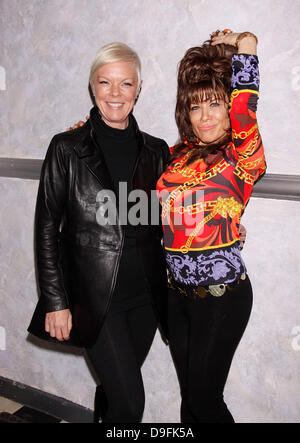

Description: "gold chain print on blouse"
156 54 266 286
161 156 230 219
179 196 243 254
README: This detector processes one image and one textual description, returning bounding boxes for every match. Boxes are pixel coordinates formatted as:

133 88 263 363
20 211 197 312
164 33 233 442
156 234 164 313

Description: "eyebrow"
96 75 136 81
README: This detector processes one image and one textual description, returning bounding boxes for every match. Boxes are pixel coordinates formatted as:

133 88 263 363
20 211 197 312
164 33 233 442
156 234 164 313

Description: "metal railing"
0 157 299 201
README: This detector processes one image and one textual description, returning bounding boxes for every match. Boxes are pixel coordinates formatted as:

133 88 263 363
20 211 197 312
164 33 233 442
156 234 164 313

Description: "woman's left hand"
210 30 240 48
210 30 257 55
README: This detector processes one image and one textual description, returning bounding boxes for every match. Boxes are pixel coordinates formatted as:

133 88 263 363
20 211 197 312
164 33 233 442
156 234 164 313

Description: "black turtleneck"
92 109 137 193
91 109 151 311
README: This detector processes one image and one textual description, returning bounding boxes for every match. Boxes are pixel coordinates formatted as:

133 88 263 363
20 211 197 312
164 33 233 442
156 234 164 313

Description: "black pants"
167 275 253 423
86 303 157 423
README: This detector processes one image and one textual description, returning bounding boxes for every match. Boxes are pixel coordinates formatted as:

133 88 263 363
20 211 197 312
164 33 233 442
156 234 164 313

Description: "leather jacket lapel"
73 111 146 192
73 123 115 191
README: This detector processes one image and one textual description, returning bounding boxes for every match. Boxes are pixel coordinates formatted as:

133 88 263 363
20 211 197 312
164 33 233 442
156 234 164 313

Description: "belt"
168 274 247 300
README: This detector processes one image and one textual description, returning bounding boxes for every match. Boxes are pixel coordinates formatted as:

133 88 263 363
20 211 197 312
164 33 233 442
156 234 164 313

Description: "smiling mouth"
107 102 123 109
198 125 216 131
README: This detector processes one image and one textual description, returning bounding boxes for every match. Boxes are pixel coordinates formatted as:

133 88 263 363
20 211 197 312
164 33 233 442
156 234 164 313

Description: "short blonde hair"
89 42 142 88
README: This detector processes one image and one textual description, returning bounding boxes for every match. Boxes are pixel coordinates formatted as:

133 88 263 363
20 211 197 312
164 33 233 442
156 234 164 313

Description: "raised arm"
212 31 266 182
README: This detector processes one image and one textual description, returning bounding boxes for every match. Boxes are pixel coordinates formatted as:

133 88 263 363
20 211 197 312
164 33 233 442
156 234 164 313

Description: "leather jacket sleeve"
161 141 170 170
35 135 70 313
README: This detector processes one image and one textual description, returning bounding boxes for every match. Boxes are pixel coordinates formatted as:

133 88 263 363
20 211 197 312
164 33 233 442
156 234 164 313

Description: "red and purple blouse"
156 54 266 286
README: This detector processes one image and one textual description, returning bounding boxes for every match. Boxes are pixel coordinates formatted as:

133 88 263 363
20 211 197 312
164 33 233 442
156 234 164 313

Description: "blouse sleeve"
228 54 266 182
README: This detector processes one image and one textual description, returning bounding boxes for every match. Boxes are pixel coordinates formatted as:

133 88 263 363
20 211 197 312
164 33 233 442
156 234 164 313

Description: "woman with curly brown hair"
157 30 266 423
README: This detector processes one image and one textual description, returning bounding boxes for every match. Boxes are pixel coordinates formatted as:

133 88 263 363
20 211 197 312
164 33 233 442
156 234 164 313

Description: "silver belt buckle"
208 284 226 297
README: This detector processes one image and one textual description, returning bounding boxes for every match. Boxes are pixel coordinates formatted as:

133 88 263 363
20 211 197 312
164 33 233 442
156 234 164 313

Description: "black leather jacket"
28 111 169 347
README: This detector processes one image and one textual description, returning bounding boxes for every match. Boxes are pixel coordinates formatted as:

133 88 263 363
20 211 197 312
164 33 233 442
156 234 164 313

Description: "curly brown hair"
172 41 237 166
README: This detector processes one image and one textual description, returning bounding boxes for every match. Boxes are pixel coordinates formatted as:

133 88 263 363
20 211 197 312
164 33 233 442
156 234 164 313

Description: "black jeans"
86 303 157 423
167 275 253 423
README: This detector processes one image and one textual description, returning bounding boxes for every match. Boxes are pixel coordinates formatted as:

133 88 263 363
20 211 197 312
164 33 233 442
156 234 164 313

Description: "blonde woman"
28 42 169 423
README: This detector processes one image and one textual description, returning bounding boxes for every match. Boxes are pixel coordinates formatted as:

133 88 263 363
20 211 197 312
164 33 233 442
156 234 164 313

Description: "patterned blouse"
156 54 266 286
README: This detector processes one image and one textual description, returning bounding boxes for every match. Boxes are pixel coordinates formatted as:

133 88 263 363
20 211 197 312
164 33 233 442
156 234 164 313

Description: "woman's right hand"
239 224 247 250
66 115 89 131
45 309 72 341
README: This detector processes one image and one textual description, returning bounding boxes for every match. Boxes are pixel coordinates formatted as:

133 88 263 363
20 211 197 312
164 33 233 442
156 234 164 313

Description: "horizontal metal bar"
0 158 42 180
0 157 299 201
252 173 300 201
